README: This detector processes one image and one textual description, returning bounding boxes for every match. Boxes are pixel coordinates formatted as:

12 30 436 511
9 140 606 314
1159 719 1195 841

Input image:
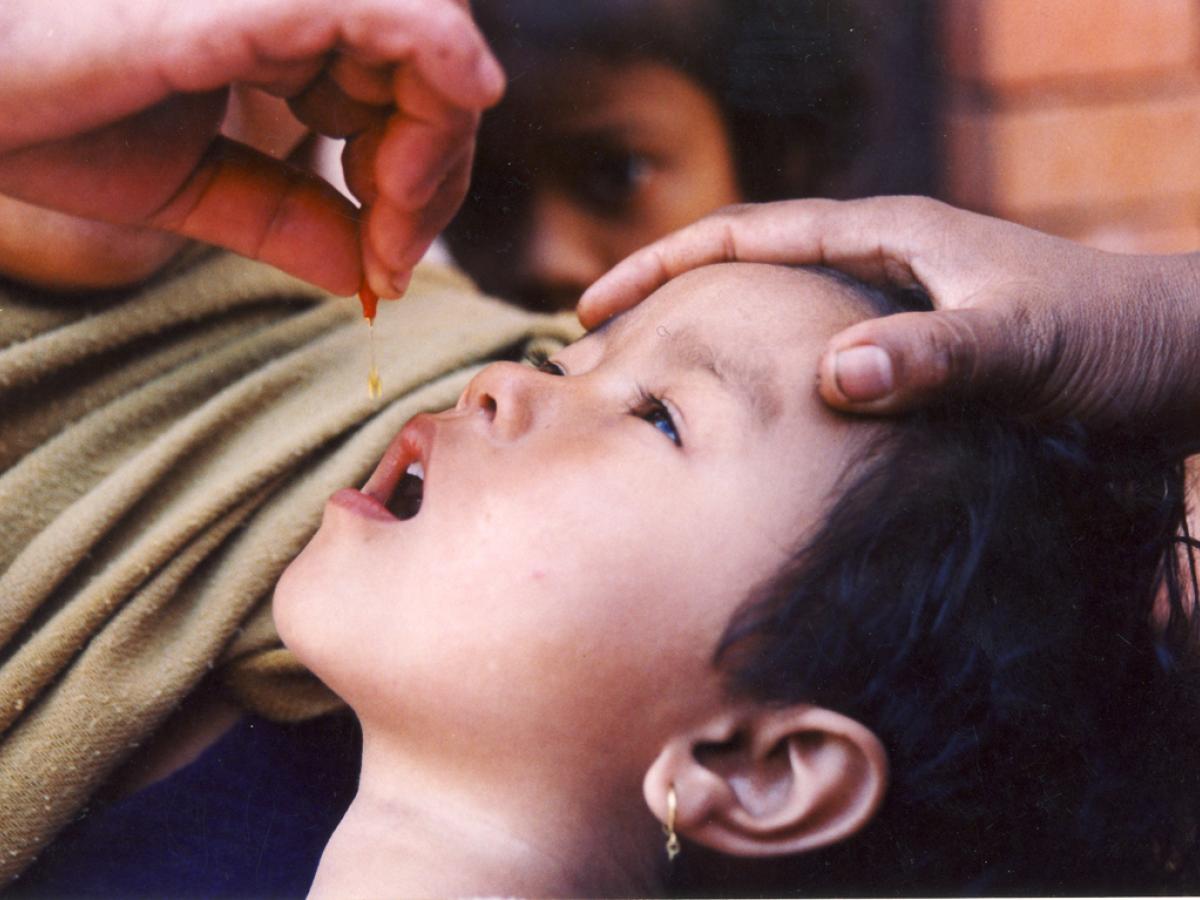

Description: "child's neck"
310 786 572 898
308 729 654 897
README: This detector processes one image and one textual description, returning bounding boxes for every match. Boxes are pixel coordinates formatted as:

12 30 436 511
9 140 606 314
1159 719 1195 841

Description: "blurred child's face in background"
444 55 742 311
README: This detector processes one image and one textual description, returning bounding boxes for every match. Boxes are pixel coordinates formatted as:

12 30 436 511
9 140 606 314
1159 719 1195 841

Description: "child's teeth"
406 461 424 481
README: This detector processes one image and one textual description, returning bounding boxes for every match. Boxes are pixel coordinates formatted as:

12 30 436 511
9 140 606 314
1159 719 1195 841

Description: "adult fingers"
149 135 361 295
816 302 1051 416
287 54 395 139
288 72 390 139
237 0 505 110
578 198 938 328
0 0 504 152
354 67 476 297
296 52 480 298
361 0 505 110
360 147 471 297
375 66 478 208
342 124 386 206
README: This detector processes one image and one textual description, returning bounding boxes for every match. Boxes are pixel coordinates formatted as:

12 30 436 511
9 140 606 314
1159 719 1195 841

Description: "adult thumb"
817 306 1033 415
149 136 363 295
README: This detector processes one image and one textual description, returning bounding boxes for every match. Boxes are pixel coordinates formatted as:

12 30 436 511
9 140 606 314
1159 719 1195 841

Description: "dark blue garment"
8 713 360 898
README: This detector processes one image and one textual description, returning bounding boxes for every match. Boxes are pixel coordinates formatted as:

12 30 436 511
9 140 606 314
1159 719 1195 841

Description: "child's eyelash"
521 347 551 368
519 353 680 445
631 385 682 447
521 347 565 376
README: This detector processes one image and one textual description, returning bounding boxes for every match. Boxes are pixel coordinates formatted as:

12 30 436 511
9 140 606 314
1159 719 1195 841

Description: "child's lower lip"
327 487 397 522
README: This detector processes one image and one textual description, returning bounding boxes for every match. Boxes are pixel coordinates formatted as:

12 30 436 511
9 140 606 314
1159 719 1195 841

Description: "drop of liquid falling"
360 285 382 401
367 319 382 401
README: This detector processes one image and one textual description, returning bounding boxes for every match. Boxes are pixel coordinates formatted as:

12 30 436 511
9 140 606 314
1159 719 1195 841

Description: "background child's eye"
537 359 566 376
567 144 653 215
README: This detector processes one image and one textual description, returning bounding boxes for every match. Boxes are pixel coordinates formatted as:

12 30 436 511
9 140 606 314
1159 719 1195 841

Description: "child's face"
276 263 873 783
444 55 741 311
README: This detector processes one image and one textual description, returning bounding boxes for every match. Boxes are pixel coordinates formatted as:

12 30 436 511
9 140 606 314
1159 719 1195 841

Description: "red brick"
941 0 1199 87
943 93 1200 214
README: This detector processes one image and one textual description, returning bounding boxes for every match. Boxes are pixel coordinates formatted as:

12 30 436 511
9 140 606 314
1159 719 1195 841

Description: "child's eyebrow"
656 325 783 427
590 312 782 425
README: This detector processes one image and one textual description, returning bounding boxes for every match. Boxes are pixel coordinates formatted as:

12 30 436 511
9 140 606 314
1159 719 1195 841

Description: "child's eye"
522 348 566 376
568 144 654 215
633 393 681 447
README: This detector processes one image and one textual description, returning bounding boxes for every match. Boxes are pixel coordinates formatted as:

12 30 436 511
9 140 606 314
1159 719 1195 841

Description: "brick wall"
939 0 1200 252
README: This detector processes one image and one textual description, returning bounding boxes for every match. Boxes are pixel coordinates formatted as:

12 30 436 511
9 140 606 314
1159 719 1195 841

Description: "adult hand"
0 0 504 297
579 197 1200 451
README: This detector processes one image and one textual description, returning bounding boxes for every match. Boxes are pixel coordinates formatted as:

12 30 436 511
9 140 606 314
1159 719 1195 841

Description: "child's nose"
457 361 546 440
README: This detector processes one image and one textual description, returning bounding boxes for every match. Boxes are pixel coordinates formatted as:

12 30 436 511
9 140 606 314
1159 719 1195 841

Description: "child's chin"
272 546 326 657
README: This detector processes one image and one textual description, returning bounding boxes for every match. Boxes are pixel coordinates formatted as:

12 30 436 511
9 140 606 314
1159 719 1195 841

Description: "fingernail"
392 270 412 297
833 345 894 402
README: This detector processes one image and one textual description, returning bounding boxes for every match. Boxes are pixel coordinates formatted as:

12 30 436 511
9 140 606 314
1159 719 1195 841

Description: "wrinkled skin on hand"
0 0 505 297
580 196 1200 454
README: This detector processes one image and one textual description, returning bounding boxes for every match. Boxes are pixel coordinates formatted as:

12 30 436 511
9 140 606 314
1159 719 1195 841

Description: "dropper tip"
358 284 379 323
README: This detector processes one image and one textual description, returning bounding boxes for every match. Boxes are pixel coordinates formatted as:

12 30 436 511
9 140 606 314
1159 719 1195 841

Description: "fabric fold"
0 251 581 881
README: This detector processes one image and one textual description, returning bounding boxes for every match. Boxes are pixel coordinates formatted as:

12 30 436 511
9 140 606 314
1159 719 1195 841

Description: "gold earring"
664 784 680 861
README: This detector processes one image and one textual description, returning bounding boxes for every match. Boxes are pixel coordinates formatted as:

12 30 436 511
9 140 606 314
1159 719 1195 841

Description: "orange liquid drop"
359 284 382 399
366 319 381 400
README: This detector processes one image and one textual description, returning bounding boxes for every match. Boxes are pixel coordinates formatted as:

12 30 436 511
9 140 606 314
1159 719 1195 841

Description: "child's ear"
643 704 887 858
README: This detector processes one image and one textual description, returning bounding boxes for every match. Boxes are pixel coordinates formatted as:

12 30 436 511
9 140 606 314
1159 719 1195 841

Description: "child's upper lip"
363 413 436 508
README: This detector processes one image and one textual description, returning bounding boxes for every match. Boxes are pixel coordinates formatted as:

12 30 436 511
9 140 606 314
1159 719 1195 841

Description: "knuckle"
940 303 1060 410
890 195 948 229
902 193 937 212
1011 301 1064 384
922 313 981 388
977 300 1068 417
711 202 755 220
900 194 945 217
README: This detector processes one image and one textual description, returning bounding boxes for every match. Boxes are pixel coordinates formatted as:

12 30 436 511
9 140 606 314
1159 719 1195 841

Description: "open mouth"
358 413 436 523
387 461 424 521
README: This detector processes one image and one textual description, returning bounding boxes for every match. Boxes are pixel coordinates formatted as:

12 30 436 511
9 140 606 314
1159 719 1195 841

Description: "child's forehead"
604 263 869 351
570 264 871 431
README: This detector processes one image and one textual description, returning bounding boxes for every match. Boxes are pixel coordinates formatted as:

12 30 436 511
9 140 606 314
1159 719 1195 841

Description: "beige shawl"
0 250 580 880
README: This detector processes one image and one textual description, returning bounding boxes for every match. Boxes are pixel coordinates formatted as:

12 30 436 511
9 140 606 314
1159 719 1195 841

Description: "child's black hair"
680 275 1200 894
